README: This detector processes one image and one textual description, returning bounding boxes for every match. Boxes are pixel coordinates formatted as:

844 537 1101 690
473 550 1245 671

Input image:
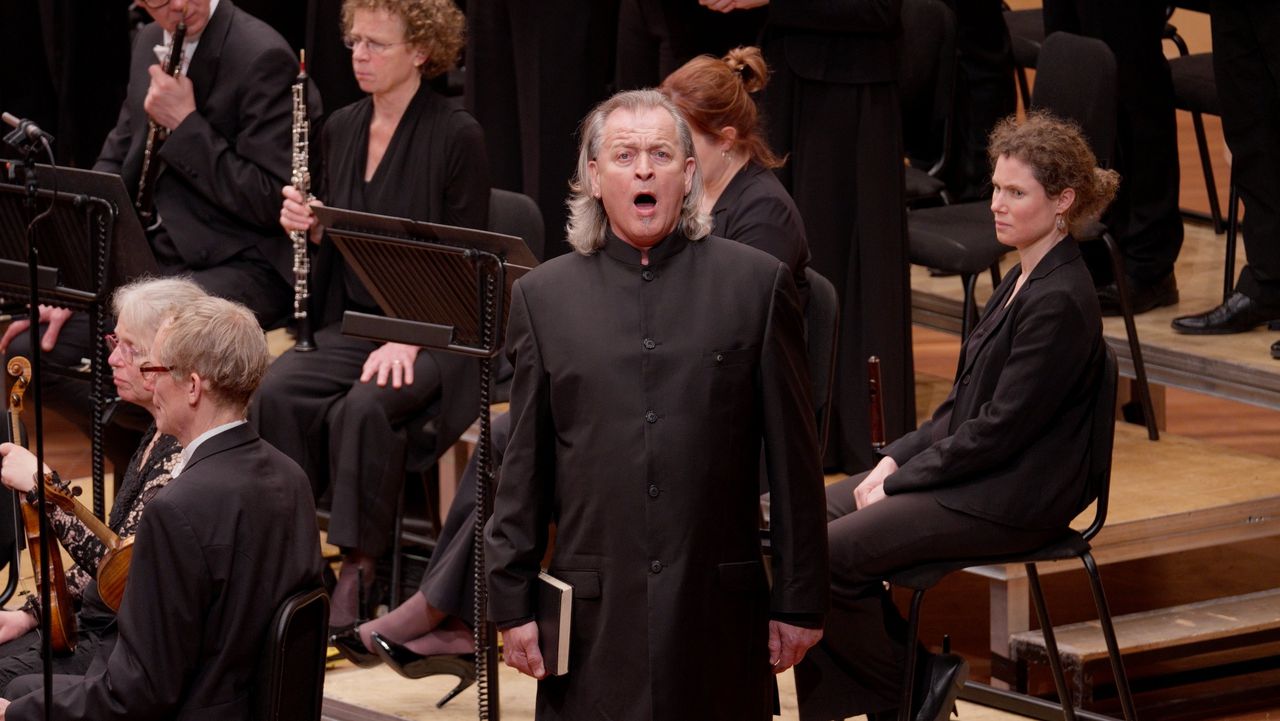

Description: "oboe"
868 355 886 451
136 21 186 229
290 50 316 352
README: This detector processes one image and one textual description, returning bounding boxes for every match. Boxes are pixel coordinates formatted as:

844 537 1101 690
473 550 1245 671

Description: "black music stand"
314 205 536 721
0 162 158 519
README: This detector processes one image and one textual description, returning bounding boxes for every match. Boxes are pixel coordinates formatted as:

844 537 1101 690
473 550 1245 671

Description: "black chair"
890 346 1137 721
908 31 1159 441
1164 42 1242 300
1001 5 1041 113
254 586 330 721
900 0 959 207
805 267 840 458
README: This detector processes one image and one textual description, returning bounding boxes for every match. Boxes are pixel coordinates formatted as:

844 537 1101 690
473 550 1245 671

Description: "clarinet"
136 21 186 229
290 51 317 352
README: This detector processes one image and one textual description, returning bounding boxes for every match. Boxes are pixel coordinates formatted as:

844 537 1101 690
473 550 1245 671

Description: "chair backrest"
898 0 958 175
254 586 330 721
1030 32 1118 167
804 267 840 459
488 188 545 262
1080 344 1119 542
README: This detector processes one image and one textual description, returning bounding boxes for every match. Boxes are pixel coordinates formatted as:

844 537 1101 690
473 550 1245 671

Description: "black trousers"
250 325 443 557
794 473 1062 721
613 0 766 91
1212 0 1280 305
0 627 111 696
464 0 618 259
1044 0 1183 284
764 63 915 473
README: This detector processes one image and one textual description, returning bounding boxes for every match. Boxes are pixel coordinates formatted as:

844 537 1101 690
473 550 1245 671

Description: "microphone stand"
4 118 57 721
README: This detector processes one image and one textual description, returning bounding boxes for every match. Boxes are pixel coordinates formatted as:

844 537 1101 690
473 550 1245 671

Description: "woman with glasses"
254 0 488 663
0 278 206 692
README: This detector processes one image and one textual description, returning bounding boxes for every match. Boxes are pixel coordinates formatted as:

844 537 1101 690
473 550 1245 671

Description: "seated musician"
251 0 489 631
0 278 205 691
794 112 1119 721
1 0 299 446
0 296 323 720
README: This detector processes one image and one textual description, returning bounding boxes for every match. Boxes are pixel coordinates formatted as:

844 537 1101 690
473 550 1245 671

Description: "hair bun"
722 46 768 94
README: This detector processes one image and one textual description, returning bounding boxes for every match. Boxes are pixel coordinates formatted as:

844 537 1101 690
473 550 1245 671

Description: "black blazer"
883 238 1105 529
9 424 325 721
95 0 297 283
712 161 811 303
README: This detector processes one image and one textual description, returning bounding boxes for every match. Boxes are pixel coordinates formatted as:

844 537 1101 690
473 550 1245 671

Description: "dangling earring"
1055 215 1066 232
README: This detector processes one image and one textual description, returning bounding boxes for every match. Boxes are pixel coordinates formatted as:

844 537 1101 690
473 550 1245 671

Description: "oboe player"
1 0 300 446
254 0 489 633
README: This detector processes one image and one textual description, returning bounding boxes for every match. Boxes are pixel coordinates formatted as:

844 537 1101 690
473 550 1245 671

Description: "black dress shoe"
1098 273 1179 317
914 652 968 721
369 631 477 708
329 626 382 668
1171 291 1280 335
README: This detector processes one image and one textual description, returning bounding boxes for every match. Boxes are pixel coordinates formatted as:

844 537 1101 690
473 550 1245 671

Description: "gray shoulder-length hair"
565 89 713 255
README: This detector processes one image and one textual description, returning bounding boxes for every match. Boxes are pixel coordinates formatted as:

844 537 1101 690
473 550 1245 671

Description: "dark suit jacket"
883 238 1105 529
712 160 811 304
9 423 324 721
95 0 296 283
486 232 828 721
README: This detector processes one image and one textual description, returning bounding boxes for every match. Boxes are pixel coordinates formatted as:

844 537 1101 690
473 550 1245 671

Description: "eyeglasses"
138 363 172 381
104 333 139 363
342 35 409 54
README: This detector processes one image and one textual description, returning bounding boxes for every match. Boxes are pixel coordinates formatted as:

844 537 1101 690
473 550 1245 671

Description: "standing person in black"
252 0 488 631
615 0 766 91
1043 0 1182 314
713 0 912 473
1170 1 1280 358
486 90 828 721
1 0 298 445
796 112 1116 721
465 0 618 258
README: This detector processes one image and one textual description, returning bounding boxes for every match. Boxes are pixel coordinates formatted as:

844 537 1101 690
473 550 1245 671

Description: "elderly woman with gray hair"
485 89 828 721
0 278 205 691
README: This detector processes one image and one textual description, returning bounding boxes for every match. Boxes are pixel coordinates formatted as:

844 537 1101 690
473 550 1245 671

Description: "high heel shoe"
330 626 382 669
369 631 477 708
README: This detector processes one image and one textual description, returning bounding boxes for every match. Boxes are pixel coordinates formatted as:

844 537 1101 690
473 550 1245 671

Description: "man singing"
486 89 828 721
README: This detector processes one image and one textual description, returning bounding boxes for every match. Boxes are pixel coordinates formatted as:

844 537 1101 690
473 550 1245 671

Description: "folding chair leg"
1016 66 1032 113
960 274 978 341
390 490 405 608
898 589 926 721
1102 232 1159 441
1225 176 1241 302
1190 111 1224 234
989 263 1003 291
1027 564 1078 721
1081 552 1137 721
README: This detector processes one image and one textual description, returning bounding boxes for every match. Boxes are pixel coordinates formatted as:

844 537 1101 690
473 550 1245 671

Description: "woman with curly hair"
796 111 1120 721
254 0 488 652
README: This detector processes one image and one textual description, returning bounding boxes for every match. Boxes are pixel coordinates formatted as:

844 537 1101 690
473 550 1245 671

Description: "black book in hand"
537 571 572 676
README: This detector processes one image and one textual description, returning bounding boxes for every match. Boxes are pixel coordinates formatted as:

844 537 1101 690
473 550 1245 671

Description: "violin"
41 483 132 612
7 357 76 653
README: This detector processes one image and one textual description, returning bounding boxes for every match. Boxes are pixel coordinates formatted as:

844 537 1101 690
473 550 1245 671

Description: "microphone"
1 112 54 144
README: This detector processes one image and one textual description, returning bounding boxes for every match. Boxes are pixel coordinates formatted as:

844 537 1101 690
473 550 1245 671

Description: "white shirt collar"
173 418 246 478
156 0 221 75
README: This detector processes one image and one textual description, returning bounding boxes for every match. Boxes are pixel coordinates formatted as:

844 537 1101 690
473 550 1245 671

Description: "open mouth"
634 193 657 212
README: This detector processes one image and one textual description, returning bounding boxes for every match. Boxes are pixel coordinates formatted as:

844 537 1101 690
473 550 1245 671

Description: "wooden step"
1009 588 1280 697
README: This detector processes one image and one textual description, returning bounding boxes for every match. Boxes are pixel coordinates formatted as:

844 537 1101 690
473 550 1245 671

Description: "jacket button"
715 353 725 363
649 560 663 574
644 411 658 423
648 484 660 498
641 270 655 281
961 373 971 385
643 338 656 350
